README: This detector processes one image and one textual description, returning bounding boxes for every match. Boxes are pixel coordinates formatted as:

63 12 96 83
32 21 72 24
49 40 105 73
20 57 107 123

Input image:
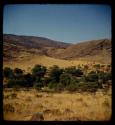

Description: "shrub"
85 72 98 82
64 66 83 77
7 79 19 88
7 77 29 88
34 81 44 88
75 81 99 92
48 82 57 89
43 77 52 86
98 71 112 84
60 73 72 86
3 67 14 79
14 68 23 76
32 65 47 87
32 64 46 78
23 73 34 87
56 83 65 91
49 65 63 83
66 82 77 91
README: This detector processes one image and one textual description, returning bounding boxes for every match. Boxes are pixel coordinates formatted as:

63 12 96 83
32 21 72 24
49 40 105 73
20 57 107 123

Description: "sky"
3 4 111 43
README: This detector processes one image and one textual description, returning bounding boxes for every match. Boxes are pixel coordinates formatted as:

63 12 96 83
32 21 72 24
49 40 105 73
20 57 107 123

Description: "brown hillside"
3 34 111 64
51 39 111 64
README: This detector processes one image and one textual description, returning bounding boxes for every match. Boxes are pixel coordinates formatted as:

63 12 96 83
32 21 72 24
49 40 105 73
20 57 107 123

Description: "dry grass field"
3 86 112 121
3 55 102 72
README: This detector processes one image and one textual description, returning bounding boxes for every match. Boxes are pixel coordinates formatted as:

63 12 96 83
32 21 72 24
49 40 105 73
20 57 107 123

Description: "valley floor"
3 87 112 121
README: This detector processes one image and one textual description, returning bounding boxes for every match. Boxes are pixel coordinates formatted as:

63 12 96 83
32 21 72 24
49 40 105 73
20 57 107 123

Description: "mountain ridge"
3 34 111 64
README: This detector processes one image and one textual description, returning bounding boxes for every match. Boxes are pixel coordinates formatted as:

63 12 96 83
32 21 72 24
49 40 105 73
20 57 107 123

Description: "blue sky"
3 4 111 43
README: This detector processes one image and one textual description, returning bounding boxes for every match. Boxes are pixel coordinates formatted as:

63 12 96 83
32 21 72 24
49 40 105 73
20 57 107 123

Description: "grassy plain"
3 87 112 121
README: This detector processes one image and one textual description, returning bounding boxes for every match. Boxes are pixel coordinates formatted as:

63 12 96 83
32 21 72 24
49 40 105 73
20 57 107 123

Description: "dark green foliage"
32 65 46 78
23 73 34 87
7 77 26 88
34 81 43 88
98 71 112 83
60 73 72 86
56 83 65 91
7 73 34 88
64 66 83 77
85 72 98 82
49 65 63 83
3 64 111 92
3 67 14 79
32 65 47 87
7 79 21 88
66 82 77 91
48 82 57 89
43 77 52 86
14 68 23 76
75 81 99 92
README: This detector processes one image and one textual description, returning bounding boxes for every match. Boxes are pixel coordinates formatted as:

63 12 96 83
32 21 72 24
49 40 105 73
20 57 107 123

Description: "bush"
7 77 29 88
3 67 14 79
49 65 63 83
66 82 77 91
34 81 44 88
14 68 23 77
85 72 98 82
98 72 112 84
64 66 83 77
74 81 99 92
32 65 47 87
43 77 52 86
56 83 65 91
60 73 72 86
48 82 57 89
32 64 46 78
23 73 34 87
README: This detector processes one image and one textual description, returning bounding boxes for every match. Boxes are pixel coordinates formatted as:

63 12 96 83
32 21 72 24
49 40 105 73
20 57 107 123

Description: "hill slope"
52 39 111 63
3 34 111 65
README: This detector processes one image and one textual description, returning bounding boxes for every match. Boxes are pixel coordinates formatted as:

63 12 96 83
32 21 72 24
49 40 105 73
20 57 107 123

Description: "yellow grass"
3 87 112 121
3 55 102 72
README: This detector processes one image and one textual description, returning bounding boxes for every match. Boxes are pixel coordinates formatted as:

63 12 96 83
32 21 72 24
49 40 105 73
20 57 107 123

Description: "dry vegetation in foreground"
3 87 112 121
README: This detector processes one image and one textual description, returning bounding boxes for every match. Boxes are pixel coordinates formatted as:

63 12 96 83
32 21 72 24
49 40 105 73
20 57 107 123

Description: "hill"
3 34 111 67
53 39 111 64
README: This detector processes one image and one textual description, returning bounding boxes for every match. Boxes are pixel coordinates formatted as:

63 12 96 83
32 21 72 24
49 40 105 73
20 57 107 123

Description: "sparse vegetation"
3 64 112 121
3 64 111 92
3 88 112 121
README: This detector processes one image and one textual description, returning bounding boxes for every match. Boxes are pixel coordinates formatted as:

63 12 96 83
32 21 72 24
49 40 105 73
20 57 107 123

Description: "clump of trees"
3 64 112 92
